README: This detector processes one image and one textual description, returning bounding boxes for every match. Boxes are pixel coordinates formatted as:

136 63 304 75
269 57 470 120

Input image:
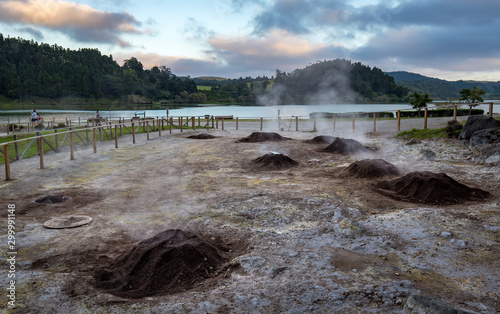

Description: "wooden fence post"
70 131 75 160
236 117 239 130
313 116 317 132
93 128 97 153
216 118 218 129
222 118 224 130
206 116 210 131
146 121 150 140
397 110 401 132
7 118 9 135
180 117 183 132
296 116 299 131
39 137 44 169
373 112 376 132
132 122 136 144
4 144 11 180
192 116 196 130
170 117 173 134
453 105 457 121
13 135 19 160
489 102 493 117
115 125 118 148
424 108 428 129
333 115 336 131
352 114 355 132
278 117 281 131
260 118 263 131
158 119 161 136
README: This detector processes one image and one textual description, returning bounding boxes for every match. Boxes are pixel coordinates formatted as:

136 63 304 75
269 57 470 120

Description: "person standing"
31 110 38 126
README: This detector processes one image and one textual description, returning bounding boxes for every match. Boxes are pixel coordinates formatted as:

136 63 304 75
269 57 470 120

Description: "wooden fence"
1 102 498 180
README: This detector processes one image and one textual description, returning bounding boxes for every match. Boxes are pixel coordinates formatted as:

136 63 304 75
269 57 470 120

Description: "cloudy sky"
0 0 499 81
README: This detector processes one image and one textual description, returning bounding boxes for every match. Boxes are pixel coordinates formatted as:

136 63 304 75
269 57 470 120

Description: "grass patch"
397 127 448 140
196 86 212 91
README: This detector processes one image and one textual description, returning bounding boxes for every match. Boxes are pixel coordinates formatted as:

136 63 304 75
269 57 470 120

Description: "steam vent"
251 152 299 170
340 159 400 178
321 137 374 155
238 132 291 143
94 229 234 298
375 171 491 205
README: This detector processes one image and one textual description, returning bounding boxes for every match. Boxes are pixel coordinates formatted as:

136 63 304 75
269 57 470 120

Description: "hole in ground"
35 195 72 204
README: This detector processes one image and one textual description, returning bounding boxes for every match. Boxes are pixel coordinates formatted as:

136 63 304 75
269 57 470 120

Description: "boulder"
458 116 500 140
469 128 500 145
403 295 473 314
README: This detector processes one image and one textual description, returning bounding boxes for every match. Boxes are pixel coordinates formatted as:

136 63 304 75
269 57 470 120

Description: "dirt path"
0 120 499 313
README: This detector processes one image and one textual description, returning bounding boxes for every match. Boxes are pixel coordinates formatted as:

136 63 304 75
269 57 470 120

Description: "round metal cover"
43 215 93 229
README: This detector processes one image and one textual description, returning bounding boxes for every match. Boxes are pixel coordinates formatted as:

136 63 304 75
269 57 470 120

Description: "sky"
0 0 499 81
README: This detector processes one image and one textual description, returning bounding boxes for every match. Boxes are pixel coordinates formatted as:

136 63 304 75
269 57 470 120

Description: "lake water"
0 103 497 124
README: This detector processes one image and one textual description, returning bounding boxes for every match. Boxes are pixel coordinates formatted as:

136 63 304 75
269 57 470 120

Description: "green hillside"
387 71 500 100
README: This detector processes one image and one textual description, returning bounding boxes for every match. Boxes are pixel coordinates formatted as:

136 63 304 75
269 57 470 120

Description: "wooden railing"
1 102 498 180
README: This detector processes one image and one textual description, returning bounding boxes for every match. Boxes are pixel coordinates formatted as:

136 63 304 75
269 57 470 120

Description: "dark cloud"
18 26 44 40
0 0 144 47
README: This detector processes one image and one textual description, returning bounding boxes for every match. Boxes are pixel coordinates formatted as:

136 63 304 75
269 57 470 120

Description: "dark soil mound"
340 159 399 178
375 171 491 205
321 137 374 155
305 135 336 144
238 132 291 143
251 153 299 170
187 133 217 139
94 229 234 298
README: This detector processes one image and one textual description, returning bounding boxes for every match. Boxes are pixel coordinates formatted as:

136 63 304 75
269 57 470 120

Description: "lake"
0 102 496 124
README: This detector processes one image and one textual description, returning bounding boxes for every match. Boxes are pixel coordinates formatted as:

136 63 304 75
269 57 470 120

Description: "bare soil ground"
0 122 499 313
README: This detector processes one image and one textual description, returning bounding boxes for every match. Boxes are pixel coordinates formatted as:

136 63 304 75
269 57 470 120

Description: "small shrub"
57 123 66 128
445 120 462 138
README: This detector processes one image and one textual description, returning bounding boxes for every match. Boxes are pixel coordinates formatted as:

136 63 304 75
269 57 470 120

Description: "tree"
409 92 433 117
460 86 485 114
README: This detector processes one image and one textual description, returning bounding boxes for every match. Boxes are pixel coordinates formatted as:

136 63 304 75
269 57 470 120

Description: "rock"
420 149 436 160
406 138 421 145
470 128 500 144
485 153 500 165
439 231 452 238
404 295 473 313
458 116 500 140
333 218 365 237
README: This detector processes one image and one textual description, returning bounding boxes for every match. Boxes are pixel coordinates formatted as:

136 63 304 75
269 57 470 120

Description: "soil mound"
238 132 291 143
340 159 399 178
94 229 233 298
305 135 336 144
375 171 491 205
321 138 374 155
188 133 217 139
251 153 299 170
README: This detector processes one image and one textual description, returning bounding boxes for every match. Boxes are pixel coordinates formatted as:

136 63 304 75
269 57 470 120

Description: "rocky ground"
0 120 499 313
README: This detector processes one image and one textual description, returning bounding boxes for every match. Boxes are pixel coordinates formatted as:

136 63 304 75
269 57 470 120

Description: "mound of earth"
188 133 217 139
375 171 491 205
340 159 399 178
321 137 374 155
238 132 291 143
251 153 299 170
94 229 234 298
305 135 336 144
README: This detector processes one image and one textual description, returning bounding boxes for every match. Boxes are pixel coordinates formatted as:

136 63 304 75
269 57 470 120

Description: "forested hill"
271 60 409 104
387 71 500 100
0 34 197 102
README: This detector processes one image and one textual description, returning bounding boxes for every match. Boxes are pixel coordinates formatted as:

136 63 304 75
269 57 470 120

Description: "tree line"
1 35 412 105
0 34 198 102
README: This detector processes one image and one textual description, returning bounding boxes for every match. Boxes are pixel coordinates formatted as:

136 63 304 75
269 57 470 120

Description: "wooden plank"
20 138 37 160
